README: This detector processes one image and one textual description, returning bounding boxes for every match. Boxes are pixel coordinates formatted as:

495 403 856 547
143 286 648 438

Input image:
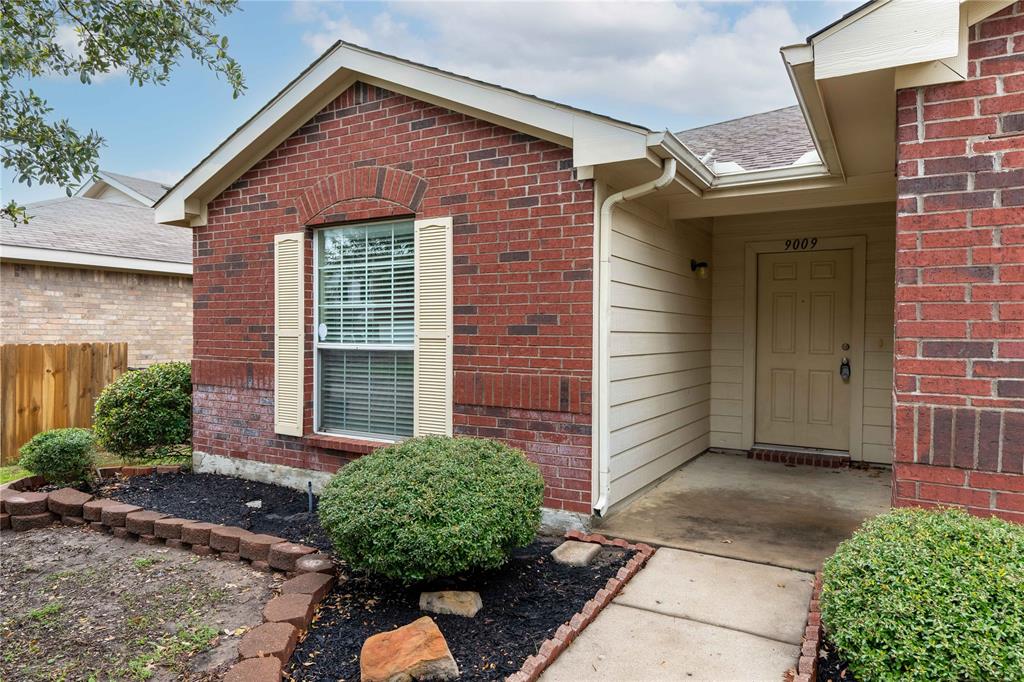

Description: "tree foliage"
1 0 245 223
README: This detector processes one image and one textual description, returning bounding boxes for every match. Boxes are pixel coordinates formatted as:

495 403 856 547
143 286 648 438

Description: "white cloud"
293 1 818 129
53 25 125 82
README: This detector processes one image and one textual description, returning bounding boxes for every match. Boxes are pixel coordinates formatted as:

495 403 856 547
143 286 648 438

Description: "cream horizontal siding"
710 202 895 463
609 205 712 505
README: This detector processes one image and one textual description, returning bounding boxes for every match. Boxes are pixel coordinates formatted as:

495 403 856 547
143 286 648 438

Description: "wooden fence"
1 342 128 465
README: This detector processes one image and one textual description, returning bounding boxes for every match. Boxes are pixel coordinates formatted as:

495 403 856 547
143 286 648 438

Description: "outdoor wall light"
691 259 710 280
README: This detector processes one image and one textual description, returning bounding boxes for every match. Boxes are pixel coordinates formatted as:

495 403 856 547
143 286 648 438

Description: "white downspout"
593 157 677 517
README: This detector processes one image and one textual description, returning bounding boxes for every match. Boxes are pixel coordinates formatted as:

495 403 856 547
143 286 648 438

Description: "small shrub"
821 507 1024 682
318 436 545 582
93 362 191 459
18 428 96 483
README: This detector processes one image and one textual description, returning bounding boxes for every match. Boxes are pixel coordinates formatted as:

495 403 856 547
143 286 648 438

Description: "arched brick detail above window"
295 166 428 226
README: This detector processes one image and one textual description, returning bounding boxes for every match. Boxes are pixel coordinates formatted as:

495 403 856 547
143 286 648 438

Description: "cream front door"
755 249 852 450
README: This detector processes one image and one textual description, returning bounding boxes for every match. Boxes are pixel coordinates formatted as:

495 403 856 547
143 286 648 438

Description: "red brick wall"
193 83 594 513
894 3 1024 522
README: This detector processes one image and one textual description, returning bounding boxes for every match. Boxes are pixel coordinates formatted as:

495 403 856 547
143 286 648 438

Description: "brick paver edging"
786 571 824 682
1 473 335 682
506 530 657 682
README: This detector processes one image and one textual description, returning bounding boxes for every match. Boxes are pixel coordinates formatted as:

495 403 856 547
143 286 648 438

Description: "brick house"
157 1 1024 526
1 171 192 367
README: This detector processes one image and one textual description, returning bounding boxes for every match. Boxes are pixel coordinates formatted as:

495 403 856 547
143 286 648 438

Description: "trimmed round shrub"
821 507 1024 682
18 428 96 483
93 362 192 459
318 436 545 582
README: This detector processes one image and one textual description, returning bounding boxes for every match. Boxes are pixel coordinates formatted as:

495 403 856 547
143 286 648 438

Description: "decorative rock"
419 590 483 618
224 656 282 682
263 593 315 630
192 544 213 556
239 534 287 562
268 542 316 572
180 522 219 546
155 465 181 474
100 503 143 528
47 488 93 517
250 560 271 572
551 540 601 567
82 498 119 521
238 621 299 663
154 517 191 540
1 486 23 513
0 512 9 530
360 616 459 682
245 499 263 509
6 492 49 516
10 512 57 531
62 515 86 526
210 526 253 553
280 572 335 603
126 511 169 536
295 553 334 575
112 527 134 540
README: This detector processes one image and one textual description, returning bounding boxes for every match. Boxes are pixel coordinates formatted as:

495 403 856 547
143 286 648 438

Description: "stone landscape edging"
787 571 824 682
506 530 657 682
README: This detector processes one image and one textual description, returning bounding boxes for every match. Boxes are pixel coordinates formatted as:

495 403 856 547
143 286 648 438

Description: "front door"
755 249 852 450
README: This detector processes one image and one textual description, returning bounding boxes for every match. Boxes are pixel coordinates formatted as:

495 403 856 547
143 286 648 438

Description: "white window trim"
312 221 415 442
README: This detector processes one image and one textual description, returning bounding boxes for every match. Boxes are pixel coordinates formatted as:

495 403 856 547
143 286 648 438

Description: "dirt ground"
0 526 275 681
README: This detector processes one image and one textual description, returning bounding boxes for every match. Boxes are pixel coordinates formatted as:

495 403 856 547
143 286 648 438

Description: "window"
315 221 414 439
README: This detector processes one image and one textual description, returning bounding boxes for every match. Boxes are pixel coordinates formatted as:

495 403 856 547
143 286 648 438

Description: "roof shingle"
676 105 817 172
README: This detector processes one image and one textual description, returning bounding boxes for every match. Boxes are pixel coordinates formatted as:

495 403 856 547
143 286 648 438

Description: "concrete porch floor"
596 451 892 572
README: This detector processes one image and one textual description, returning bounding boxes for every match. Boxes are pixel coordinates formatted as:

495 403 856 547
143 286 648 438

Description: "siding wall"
608 203 712 504
710 202 896 463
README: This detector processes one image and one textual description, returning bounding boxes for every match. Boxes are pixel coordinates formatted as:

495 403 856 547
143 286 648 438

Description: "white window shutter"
274 232 305 437
414 217 453 437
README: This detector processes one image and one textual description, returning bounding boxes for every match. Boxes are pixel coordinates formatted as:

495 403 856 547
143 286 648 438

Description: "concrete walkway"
542 547 813 681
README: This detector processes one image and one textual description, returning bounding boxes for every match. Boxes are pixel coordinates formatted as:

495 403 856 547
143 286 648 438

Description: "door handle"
839 357 851 382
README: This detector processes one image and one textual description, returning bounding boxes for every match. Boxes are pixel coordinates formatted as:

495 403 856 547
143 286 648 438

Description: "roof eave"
0 244 191 276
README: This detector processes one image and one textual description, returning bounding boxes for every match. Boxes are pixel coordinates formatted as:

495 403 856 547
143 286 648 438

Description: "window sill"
305 433 388 455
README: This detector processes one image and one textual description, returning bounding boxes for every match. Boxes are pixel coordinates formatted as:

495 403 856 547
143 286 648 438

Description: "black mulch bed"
102 472 331 550
288 538 630 682
817 634 857 682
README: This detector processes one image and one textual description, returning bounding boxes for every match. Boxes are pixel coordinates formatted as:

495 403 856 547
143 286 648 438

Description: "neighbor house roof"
78 170 172 207
676 106 818 173
99 171 171 204
0 196 191 275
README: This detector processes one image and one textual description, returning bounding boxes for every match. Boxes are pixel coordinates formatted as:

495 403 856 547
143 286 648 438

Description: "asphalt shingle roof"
2 196 191 264
676 105 817 172
102 171 171 203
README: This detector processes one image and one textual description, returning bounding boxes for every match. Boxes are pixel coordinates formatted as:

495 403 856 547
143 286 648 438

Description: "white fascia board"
0 244 191 276
782 44 844 178
646 131 713 190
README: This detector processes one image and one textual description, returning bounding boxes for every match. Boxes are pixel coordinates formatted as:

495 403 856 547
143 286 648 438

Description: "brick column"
894 3 1024 523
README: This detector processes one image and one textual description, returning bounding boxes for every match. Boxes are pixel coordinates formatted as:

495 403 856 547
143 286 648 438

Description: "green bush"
18 428 96 483
821 507 1024 682
318 436 545 582
93 362 192 459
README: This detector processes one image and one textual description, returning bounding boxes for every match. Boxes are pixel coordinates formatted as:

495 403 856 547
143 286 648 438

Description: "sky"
3 0 860 206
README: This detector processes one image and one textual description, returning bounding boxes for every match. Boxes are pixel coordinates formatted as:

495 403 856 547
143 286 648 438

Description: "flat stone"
245 499 262 509
181 522 219 546
112 527 135 540
192 544 213 556
6 491 49 516
280 572 335 603
139 534 162 545
360 616 459 682
250 560 271 572
263 593 315 630
419 590 483 618
238 621 300 663
0 512 10 530
210 526 254 553
165 538 185 550
10 512 57 531
268 542 316 572
155 465 181 474
82 498 119 521
1 487 23 513
223 656 282 682
551 540 602 567
122 465 155 477
295 553 334 575
218 552 241 562
96 466 122 479
153 517 191 539
47 488 93 517
62 515 86 526
239 534 287 562
88 521 107 532
100 503 142 527
126 510 169 535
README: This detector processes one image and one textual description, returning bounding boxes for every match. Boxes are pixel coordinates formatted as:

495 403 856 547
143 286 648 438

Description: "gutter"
593 156 677 517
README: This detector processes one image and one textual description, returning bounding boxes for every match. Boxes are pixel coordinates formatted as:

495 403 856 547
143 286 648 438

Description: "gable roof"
79 170 172 207
0 196 191 275
676 105 818 173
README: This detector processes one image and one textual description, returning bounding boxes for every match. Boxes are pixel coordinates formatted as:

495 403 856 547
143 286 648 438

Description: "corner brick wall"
894 3 1024 522
193 83 594 513
0 262 192 367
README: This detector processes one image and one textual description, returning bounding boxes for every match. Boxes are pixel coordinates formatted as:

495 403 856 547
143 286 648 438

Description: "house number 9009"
784 238 818 251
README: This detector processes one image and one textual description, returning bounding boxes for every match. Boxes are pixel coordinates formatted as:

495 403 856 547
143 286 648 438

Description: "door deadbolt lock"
840 357 851 382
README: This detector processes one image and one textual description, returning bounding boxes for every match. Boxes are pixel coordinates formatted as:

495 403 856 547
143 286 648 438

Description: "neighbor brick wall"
894 2 1024 522
0 262 192 367
192 83 594 513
